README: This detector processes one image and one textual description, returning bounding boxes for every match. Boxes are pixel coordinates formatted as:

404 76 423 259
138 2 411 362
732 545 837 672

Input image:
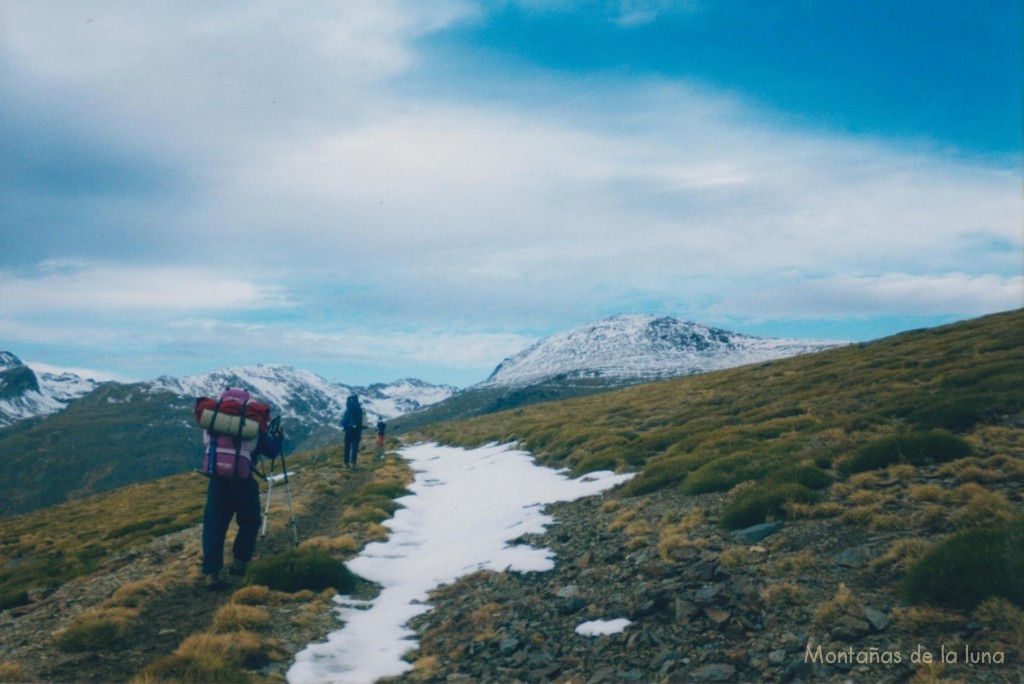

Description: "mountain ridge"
393 314 844 431
480 314 843 388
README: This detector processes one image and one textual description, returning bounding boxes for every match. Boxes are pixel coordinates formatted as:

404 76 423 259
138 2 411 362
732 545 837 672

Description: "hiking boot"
206 571 229 591
228 560 247 577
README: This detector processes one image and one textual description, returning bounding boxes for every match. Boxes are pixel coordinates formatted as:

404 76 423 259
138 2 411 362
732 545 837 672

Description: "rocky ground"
394 474 1024 683
3 445 1022 683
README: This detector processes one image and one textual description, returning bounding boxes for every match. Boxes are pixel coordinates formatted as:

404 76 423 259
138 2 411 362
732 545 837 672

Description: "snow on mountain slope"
0 353 101 428
479 315 844 389
149 364 457 425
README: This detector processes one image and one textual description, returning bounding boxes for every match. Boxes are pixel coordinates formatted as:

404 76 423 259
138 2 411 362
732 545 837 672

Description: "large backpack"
195 388 270 479
342 396 363 431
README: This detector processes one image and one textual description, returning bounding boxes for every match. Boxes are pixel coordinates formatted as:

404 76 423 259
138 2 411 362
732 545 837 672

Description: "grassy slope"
0 438 413 683
417 310 1023 494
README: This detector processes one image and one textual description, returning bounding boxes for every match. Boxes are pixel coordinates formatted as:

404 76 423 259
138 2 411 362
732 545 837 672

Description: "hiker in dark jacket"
200 387 282 591
341 394 364 469
376 418 387 449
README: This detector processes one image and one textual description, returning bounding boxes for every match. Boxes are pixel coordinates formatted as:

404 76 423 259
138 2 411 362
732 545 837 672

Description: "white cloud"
714 272 1024 320
0 261 289 314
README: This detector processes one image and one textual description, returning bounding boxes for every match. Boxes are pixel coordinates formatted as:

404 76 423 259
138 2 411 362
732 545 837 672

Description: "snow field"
287 442 633 684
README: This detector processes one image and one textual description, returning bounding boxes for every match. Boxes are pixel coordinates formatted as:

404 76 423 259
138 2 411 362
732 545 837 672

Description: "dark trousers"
344 430 362 465
202 475 261 575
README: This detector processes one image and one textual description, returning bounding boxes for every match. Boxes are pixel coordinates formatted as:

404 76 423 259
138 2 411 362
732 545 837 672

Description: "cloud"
714 272 1024 321
0 261 290 314
0 2 1019 383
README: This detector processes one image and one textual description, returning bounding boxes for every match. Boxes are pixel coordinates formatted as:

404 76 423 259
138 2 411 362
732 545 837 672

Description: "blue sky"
0 1 1020 387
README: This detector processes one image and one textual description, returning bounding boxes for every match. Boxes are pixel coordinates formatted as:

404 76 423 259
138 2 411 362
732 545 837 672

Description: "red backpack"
194 388 271 479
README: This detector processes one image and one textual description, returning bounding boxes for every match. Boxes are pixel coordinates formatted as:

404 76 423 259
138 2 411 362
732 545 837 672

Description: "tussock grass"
811 583 863 630
211 604 270 633
135 630 279 683
901 518 1024 610
720 483 822 530
230 585 273 606
56 607 139 652
0 661 28 684
247 547 357 594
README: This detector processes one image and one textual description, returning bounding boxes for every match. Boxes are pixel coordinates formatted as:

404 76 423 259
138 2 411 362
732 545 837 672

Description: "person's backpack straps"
232 400 248 480
204 399 223 476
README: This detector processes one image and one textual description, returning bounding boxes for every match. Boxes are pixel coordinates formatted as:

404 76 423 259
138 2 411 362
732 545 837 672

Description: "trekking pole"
279 445 300 546
260 456 274 539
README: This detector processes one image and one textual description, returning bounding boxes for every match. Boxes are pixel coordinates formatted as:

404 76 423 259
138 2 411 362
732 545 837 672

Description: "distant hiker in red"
199 387 282 591
341 394 364 469
376 418 387 449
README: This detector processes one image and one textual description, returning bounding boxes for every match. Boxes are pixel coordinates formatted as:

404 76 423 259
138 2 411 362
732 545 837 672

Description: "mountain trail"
0 454 380 684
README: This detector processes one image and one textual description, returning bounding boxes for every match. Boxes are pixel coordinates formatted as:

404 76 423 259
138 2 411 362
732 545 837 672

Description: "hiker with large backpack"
194 387 283 590
341 394 364 469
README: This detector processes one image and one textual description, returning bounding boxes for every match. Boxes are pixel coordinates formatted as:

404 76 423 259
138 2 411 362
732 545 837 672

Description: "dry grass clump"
230 584 273 606
409 655 443 681
974 596 1024 653
811 583 863 630
760 581 808 607
56 607 139 652
768 550 819 577
300 533 361 555
135 630 282 684
601 500 623 513
656 509 708 562
869 539 932 577
106 577 164 608
608 508 638 532
211 603 270 633
891 605 965 634
949 486 1014 530
0 661 28 684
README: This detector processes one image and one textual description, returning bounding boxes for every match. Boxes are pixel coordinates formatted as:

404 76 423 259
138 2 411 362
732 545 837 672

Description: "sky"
1 1 1021 388
288 442 633 684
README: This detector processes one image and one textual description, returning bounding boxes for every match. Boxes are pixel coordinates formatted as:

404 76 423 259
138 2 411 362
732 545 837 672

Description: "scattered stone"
768 648 787 665
703 607 731 629
556 584 580 599
733 521 783 543
864 606 890 632
831 615 870 641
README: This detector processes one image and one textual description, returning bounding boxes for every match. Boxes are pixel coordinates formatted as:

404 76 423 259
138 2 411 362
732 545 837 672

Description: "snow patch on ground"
287 442 633 684
575 618 633 636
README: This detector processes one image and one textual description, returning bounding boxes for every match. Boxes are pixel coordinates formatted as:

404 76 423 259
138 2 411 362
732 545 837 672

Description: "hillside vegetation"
398 310 1024 681
0 310 1021 683
420 310 1022 499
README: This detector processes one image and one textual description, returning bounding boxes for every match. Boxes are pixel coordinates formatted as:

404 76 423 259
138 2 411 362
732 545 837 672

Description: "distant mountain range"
0 314 842 516
0 358 456 517
392 315 844 430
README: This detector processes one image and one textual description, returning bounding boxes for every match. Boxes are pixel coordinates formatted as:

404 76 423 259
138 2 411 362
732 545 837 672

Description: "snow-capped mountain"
479 314 844 389
0 353 102 428
149 364 456 428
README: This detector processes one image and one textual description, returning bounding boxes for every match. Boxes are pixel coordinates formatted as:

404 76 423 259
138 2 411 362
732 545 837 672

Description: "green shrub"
845 431 972 474
902 518 1024 610
356 481 411 500
770 464 833 490
681 452 778 496
571 450 619 476
247 549 358 594
720 483 823 530
907 392 1024 433
622 453 705 496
